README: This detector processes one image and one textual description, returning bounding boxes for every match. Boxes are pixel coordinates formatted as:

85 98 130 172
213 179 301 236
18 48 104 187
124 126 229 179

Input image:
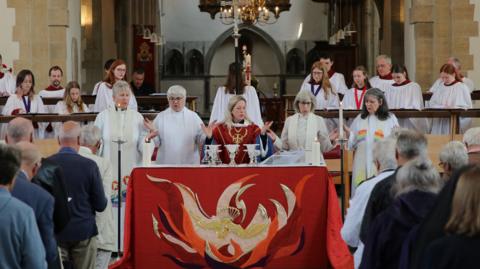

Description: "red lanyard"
355 86 367 109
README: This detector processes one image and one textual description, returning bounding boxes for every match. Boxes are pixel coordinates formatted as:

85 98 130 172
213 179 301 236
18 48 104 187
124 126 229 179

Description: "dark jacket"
12 171 59 267
49 147 107 242
360 190 437 269
33 158 71 234
422 234 480 269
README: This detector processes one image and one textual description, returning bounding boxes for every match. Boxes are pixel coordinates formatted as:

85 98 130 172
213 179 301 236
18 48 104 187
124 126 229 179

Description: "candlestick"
339 101 344 139
311 138 321 166
142 139 154 166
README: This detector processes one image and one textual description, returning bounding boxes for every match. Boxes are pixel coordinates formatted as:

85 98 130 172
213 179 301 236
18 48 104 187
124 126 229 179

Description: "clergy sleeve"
209 88 224 124
245 86 264 126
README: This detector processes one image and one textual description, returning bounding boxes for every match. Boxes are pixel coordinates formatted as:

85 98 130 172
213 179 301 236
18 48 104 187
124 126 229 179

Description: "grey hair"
59 121 81 141
376 54 392 65
167 85 187 99
16 142 41 166
394 156 442 197
373 138 398 171
112 80 132 97
463 127 480 146
448 56 462 70
6 117 34 144
439 141 468 171
80 125 102 147
396 129 428 160
293 90 317 113
223 95 252 129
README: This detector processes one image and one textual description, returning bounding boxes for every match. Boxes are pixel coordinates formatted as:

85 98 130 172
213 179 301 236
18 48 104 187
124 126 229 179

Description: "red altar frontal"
111 166 353 269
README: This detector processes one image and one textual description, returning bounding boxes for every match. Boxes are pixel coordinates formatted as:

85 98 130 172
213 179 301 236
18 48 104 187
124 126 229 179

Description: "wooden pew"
34 138 60 158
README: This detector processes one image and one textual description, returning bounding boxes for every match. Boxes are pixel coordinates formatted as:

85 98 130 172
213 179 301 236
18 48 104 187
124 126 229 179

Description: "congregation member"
347 88 398 193
384 64 428 132
342 138 397 269
272 90 336 153
430 56 475 93
210 62 263 127
92 58 115 95
301 54 348 94
343 66 371 110
79 125 116 269
130 67 155 96
438 141 468 180
369 55 394 90
421 165 480 268
409 127 480 269
360 130 428 244
2 69 47 139
360 157 442 269
204 95 273 164
428 63 472 134
0 144 47 269
11 142 59 269
94 59 138 112
0 53 16 96
54 81 89 135
145 85 205 164
50 121 107 269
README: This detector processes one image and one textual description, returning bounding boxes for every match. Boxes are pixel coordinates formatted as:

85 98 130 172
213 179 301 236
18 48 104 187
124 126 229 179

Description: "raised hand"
261 121 273 135
201 120 217 138
329 128 339 141
143 118 155 132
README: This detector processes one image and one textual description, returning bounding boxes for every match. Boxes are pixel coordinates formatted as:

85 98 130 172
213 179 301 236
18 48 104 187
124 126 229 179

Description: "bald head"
58 121 81 150
16 142 42 180
6 117 34 144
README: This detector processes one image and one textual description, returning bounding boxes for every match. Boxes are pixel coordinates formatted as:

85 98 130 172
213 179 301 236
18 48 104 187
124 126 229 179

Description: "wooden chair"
325 147 353 210
34 139 60 158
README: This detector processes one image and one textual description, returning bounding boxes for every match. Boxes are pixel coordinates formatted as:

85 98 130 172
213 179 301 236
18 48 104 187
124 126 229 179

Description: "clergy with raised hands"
301 54 348 95
272 90 337 153
145 85 206 165
203 95 274 164
369 54 394 91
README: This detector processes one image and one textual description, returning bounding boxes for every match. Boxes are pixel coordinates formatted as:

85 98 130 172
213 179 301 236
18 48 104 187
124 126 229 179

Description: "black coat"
422 234 480 269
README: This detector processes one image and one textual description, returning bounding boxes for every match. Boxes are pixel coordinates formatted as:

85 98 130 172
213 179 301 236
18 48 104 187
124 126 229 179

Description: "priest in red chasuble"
203 95 274 164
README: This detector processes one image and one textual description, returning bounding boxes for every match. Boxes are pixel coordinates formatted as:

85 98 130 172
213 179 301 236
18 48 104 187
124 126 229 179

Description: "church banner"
111 166 353 269
133 25 156 89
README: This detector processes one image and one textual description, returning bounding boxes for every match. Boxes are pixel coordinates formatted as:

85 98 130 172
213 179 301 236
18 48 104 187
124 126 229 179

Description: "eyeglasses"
168 97 184 101
300 101 312 105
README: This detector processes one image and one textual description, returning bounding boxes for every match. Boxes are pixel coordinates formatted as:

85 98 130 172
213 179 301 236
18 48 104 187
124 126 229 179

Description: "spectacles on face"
168 97 184 102
300 101 312 105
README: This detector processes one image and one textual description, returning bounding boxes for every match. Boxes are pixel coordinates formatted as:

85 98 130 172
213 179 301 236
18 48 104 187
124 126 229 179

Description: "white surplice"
2 94 47 139
384 81 429 133
152 107 205 165
39 88 66 138
348 113 398 194
53 101 90 136
301 72 349 95
300 83 339 132
430 77 475 93
0 72 16 96
209 86 263 126
94 82 138 112
369 76 394 91
428 81 472 134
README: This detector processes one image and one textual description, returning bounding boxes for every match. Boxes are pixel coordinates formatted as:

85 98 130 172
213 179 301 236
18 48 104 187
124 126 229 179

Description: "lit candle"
339 101 344 139
142 138 154 166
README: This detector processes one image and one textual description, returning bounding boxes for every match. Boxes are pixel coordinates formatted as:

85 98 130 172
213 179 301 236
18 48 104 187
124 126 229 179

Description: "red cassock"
212 124 260 164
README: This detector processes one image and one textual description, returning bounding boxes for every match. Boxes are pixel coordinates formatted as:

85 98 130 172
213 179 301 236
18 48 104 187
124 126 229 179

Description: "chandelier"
199 0 291 25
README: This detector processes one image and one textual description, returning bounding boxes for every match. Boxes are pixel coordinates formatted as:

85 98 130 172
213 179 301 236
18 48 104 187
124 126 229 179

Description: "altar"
111 166 353 269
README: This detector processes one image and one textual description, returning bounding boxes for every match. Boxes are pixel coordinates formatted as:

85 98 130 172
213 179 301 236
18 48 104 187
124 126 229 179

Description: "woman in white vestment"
53 81 90 136
384 64 428 132
272 90 336 153
209 62 263 127
343 66 371 110
300 54 348 95
2 69 47 139
428 63 472 134
94 59 138 112
347 88 399 194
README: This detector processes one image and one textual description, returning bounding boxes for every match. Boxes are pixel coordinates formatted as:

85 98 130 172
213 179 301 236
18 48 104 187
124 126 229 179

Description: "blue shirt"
0 188 47 269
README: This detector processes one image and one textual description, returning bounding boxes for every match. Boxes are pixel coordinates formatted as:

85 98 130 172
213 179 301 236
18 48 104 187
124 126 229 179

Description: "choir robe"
94 82 138 112
369 75 394 91
428 81 472 134
384 81 429 133
301 71 349 95
209 86 263 127
348 113 398 195
429 77 475 93
274 112 334 153
39 86 66 138
210 122 273 164
92 81 102 95
151 107 205 165
300 83 339 132
2 94 47 139
53 101 90 136
343 87 367 110
0 71 16 96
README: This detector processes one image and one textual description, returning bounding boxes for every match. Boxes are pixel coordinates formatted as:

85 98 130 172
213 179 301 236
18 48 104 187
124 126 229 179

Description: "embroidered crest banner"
111 166 353 269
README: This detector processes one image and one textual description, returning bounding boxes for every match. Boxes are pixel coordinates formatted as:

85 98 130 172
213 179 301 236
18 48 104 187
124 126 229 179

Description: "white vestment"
94 82 138 112
39 88 66 138
152 107 205 165
274 113 334 153
53 101 90 136
92 81 102 95
343 87 367 110
301 72 349 95
384 81 429 133
428 81 472 134
0 72 16 96
2 94 47 139
430 77 475 93
300 83 339 131
209 86 263 126
348 113 398 194
369 76 394 91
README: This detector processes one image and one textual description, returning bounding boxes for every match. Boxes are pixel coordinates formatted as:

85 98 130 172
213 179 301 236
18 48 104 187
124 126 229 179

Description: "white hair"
376 54 392 65
167 85 187 99
112 80 132 97
6 117 34 143
16 142 41 166
80 125 102 147
293 90 317 113
463 127 480 146
394 156 442 197
448 56 462 70
396 129 428 160
59 122 81 141
373 138 398 171
439 141 468 171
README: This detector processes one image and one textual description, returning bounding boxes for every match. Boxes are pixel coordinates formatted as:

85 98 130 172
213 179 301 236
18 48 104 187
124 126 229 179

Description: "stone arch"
186 49 204 75
165 49 184 75
286 48 305 75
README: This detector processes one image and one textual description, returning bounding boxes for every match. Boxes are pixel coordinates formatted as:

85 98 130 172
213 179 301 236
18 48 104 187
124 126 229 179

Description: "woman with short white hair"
439 141 468 179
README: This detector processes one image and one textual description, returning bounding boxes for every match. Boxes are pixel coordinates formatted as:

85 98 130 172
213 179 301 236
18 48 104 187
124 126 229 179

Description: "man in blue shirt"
0 144 47 269
49 121 107 269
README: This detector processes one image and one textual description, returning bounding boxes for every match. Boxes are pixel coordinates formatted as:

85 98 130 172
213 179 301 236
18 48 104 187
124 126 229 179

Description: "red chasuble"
212 124 261 164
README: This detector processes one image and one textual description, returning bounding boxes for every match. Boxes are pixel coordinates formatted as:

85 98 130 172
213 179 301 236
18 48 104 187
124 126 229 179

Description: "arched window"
186 49 204 75
306 49 321 73
286 48 305 75
165 49 184 75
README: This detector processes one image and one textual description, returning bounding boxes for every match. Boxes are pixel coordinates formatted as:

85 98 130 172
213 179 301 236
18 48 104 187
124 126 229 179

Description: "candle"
339 101 344 139
142 139 154 166
311 138 321 166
